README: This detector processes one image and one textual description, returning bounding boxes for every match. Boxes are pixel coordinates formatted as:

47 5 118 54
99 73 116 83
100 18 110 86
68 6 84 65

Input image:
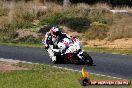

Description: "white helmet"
49 27 59 38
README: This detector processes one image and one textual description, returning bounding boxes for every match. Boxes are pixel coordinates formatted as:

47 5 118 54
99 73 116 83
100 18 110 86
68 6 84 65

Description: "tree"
63 0 70 7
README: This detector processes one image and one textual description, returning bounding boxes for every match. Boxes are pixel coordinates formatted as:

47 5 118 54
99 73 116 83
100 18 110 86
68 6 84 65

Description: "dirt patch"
0 61 29 71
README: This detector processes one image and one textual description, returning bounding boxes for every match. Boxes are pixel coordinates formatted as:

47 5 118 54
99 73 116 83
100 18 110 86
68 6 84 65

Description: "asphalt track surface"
0 45 132 79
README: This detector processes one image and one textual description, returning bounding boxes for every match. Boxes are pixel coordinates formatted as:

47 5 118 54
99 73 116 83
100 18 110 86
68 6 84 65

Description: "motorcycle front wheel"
82 52 93 65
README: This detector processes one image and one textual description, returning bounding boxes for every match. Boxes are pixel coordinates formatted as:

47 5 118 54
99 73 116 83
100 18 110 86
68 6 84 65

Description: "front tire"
82 52 93 65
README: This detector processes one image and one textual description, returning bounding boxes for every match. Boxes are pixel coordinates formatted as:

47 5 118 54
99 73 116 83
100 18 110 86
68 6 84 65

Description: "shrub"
0 7 9 16
40 16 56 25
41 16 91 32
14 20 35 29
61 17 91 32
86 9 113 25
0 23 18 42
108 16 132 40
39 3 112 29
22 12 35 22
85 22 109 40
13 5 36 29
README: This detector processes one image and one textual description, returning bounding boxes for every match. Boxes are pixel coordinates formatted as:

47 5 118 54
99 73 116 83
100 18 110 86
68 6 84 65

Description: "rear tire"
82 52 93 65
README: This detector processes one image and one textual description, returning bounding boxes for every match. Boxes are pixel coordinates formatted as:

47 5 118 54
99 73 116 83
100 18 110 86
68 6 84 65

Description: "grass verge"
83 47 132 55
0 42 43 48
0 62 131 88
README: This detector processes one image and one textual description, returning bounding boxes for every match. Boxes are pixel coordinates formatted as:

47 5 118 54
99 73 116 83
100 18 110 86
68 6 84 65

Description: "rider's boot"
47 48 53 57
51 56 56 62
47 47 56 62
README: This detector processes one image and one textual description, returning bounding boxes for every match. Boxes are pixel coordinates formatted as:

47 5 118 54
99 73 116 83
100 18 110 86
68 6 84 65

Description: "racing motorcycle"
45 36 94 65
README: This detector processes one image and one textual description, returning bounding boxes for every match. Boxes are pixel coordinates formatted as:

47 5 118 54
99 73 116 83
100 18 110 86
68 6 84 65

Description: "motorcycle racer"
41 26 72 62
39 25 86 63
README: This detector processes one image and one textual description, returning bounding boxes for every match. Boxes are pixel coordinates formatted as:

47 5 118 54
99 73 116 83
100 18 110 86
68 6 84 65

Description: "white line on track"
0 58 124 80
88 51 130 56
52 66 123 80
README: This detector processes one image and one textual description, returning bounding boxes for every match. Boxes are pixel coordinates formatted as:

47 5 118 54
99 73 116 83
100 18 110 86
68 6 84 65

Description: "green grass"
83 47 132 55
0 42 43 48
0 63 131 88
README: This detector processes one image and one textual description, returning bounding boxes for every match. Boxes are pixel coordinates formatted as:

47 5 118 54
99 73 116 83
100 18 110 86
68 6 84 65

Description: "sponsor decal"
79 67 131 86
